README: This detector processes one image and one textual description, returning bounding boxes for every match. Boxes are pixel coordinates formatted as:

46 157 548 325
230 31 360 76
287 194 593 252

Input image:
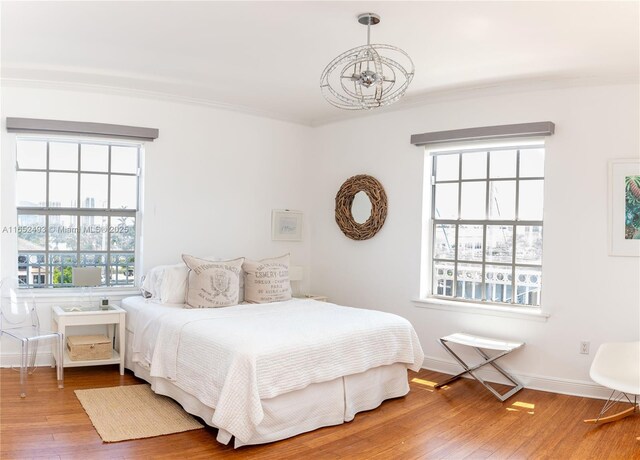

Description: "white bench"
435 333 525 402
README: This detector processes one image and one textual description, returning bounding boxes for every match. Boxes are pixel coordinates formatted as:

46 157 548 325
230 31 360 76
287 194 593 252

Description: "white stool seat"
590 342 640 396
442 333 524 352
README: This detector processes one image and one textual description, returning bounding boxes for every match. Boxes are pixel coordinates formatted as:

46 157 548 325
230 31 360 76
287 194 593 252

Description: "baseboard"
1 352 611 400
421 355 612 400
0 352 55 368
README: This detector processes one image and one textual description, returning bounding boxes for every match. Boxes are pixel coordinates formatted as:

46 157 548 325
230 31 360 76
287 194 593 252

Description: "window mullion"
76 143 81 208
481 151 490 301
511 224 517 305
511 149 521 304
136 146 141 212
430 143 544 157
107 144 112 210
107 216 112 287
515 149 521 220
45 142 50 208
431 221 436 295
76 215 81 282
76 143 81 281
17 208 136 217
453 153 463 299
44 141 50 286
433 218 541 226
481 224 488 301
45 214 50 286
430 156 437 295
431 156 436 220
453 224 459 298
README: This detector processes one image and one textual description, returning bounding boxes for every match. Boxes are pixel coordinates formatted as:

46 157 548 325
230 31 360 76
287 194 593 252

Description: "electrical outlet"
580 341 590 354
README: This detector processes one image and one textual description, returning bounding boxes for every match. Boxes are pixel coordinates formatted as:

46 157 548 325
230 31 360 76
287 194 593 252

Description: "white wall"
309 83 640 397
0 86 313 362
1 86 313 270
2 83 638 397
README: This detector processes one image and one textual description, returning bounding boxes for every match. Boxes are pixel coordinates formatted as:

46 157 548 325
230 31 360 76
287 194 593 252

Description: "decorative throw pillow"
243 254 292 304
182 255 244 308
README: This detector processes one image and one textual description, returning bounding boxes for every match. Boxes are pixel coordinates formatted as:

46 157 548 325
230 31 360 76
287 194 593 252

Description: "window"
429 144 544 307
15 138 140 288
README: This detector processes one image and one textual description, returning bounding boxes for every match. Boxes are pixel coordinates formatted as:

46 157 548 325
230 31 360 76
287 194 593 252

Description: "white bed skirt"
124 330 409 447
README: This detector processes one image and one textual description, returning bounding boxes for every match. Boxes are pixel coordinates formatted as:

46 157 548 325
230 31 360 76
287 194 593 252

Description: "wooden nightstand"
51 304 126 375
296 295 328 302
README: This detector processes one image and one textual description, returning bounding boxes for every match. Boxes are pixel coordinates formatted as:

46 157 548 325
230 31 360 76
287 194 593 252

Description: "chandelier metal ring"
320 13 414 110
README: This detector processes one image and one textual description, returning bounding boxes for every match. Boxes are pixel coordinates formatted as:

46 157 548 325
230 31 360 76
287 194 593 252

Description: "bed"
121 296 424 447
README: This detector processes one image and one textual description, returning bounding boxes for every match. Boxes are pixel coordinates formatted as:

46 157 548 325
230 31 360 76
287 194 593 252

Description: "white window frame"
12 135 144 289
419 138 546 312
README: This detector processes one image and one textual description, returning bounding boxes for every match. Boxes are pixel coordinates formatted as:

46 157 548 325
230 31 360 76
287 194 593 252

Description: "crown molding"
2 72 637 129
0 76 314 127
310 73 640 127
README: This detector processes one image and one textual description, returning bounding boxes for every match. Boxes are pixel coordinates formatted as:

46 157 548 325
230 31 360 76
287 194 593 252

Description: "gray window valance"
6 117 159 141
410 122 554 146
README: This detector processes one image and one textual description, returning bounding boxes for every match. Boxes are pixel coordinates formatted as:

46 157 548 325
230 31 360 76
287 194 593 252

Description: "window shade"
6 117 159 141
410 122 554 147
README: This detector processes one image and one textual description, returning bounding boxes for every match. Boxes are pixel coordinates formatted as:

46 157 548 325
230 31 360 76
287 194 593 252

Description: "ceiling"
2 1 638 126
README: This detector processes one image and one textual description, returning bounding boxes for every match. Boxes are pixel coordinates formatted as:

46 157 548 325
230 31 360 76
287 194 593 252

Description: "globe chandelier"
320 13 414 110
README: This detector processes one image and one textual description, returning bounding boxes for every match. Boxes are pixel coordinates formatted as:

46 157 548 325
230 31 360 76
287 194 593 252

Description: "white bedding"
125 296 424 444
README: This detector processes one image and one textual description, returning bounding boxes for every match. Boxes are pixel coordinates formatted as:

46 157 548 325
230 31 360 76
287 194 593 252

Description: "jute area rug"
75 384 204 442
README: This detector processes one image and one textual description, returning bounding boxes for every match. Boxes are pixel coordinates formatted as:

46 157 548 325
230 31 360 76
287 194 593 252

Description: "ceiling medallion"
320 13 415 110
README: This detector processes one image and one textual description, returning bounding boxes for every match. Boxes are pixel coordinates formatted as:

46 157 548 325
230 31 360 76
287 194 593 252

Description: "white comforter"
130 298 424 443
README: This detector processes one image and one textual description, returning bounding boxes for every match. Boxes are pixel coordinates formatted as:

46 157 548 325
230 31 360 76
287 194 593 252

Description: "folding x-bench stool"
434 333 525 401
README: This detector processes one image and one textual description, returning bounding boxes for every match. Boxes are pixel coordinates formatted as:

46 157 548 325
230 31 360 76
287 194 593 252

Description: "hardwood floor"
1 366 638 459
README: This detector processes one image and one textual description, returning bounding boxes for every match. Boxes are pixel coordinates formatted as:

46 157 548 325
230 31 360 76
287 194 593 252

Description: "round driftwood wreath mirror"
335 174 388 240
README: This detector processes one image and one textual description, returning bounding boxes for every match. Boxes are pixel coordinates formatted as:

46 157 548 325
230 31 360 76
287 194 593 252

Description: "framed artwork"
609 159 640 256
272 209 303 241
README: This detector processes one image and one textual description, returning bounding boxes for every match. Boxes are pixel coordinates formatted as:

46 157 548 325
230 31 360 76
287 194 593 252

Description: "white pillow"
142 255 228 303
243 254 292 304
182 254 244 308
158 264 189 304
141 265 173 298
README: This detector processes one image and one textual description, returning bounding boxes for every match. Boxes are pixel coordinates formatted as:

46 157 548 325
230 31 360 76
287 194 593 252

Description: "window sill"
412 297 550 322
18 287 141 299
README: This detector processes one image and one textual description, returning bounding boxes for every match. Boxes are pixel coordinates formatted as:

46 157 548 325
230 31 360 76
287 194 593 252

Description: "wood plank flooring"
1 366 638 459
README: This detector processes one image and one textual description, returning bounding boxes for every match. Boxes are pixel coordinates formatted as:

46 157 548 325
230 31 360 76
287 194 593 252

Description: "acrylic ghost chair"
0 277 64 397
584 341 640 427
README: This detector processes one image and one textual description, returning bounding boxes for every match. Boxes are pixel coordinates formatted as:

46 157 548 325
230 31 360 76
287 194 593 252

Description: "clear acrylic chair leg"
28 340 38 374
56 333 64 389
20 340 28 398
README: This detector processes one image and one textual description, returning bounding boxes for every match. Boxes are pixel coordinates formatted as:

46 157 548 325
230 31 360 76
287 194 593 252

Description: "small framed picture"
272 210 303 241
609 159 640 256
